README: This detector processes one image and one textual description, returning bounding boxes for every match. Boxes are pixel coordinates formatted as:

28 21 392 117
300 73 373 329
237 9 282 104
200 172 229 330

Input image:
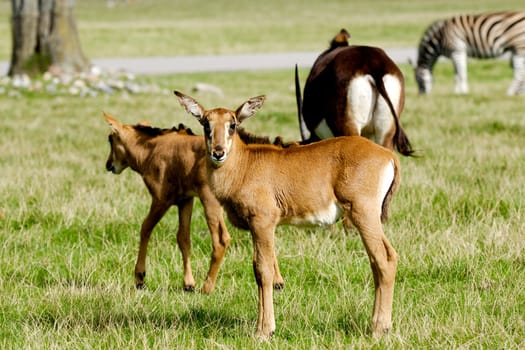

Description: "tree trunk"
9 0 90 77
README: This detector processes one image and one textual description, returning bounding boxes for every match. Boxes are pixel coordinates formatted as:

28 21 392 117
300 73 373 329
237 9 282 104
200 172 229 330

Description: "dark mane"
237 127 273 144
133 123 195 136
132 122 295 147
237 127 300 148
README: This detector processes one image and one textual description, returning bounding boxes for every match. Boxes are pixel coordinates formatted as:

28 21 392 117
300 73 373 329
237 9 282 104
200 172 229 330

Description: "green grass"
1 0 525 348
1 61 525 348
0 0 524 60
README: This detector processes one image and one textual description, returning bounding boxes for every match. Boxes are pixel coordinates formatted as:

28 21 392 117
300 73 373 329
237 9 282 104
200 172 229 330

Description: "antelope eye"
229 122 236 135
202 121 211 135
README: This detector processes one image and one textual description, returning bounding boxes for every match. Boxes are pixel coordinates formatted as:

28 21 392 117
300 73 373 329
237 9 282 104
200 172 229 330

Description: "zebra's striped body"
415 11 525 95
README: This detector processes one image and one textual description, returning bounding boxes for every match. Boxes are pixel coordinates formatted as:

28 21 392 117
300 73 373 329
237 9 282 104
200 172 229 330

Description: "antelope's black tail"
373 75 415 157
295 64 309 141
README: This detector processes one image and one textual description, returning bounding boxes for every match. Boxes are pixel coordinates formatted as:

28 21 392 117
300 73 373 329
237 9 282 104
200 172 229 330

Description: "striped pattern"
415 12 525 95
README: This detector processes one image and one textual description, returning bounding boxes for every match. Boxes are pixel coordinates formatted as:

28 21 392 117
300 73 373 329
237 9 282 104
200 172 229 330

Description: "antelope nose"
106 160 115 172
212 145 225 160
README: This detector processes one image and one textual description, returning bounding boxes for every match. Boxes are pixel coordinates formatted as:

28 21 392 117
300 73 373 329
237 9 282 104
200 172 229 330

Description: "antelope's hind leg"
272 256 285 290
177 198 197 292
350 203 398 337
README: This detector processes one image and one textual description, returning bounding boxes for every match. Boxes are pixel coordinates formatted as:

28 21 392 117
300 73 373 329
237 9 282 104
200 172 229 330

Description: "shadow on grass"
29 302 250 338
27 292 373 340
333 308 370 337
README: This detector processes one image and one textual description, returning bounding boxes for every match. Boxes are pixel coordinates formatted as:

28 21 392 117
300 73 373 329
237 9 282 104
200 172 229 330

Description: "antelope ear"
335 28 350 44
103 111 122 133
236 95 266 123
174 91 206 121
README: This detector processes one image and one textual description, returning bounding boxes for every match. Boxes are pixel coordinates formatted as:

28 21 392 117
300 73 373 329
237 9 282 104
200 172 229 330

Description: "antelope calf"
175 91 401 339
296 29 414 156
104 113 229 293
104 113 284 293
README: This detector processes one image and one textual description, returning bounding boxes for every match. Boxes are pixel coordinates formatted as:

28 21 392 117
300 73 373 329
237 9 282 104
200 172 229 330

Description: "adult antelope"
296 29 414 156
104 113 284 293
174 91 400 340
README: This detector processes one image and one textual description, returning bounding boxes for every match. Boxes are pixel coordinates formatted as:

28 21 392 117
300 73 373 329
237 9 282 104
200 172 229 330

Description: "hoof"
372 326 391 338
201 284 214 295
135 271 146 288
273 282 284 291
255 330 274 341
201 277 215 294
183 285 195 292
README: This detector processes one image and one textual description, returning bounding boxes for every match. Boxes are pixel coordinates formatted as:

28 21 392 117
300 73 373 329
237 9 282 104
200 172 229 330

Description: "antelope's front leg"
251 225 277 340
135 200 170 289
177 198 196 292
200 193 231 294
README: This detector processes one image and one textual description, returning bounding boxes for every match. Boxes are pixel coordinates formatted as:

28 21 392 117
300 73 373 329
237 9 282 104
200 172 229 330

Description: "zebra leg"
451 51 469 94
507 54 525 96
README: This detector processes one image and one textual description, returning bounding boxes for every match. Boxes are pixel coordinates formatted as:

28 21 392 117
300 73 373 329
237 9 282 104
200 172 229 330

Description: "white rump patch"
347 75 375 131
346 74 401 144
381 74 402 110
379 159 395 202
372 74 401 143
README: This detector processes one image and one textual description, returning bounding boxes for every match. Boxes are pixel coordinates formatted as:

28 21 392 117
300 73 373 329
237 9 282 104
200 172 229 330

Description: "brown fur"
297 29 414 156
175 91 401 340
104 112 286 293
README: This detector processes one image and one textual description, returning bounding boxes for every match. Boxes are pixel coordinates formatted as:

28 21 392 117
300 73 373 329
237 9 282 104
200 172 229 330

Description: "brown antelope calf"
175 91 401 339
104 112 228 293
296 29 414 156
104 113 284 293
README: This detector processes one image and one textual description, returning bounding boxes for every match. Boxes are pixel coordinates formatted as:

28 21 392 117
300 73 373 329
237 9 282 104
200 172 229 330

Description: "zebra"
414 11 525 95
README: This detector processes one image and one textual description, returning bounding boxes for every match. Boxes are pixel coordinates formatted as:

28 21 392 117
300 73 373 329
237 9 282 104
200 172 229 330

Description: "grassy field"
0 0 524 60
1 0 525 349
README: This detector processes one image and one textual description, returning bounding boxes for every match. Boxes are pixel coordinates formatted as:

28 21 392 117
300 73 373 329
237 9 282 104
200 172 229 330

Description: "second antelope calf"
174 91 401 340
104 112 232 293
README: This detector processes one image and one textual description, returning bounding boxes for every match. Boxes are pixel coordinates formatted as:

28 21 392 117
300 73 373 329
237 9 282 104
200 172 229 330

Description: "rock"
192 82 223 96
